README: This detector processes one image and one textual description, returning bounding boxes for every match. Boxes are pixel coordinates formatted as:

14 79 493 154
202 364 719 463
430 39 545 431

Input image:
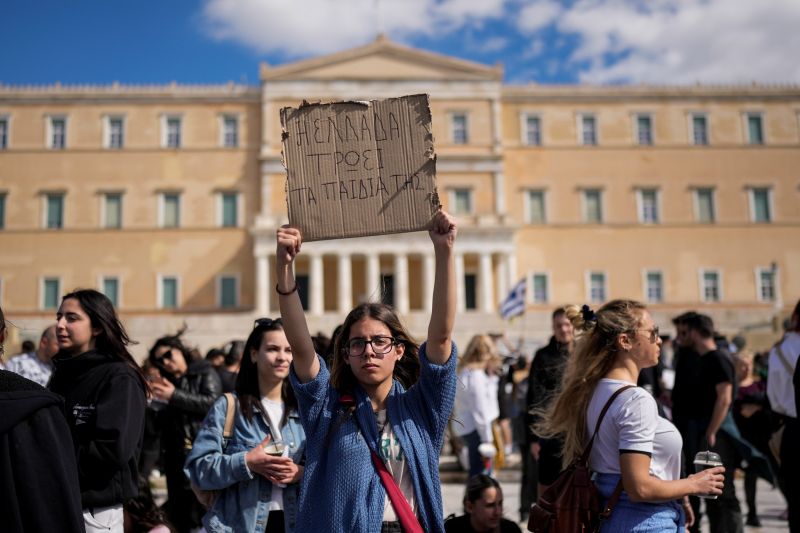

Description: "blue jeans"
461 430 485 477
595 473 686 533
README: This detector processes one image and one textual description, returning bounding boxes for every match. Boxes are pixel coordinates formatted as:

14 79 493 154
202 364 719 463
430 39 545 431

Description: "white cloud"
200 0 507 58
518 0 800 83
517 0 562 33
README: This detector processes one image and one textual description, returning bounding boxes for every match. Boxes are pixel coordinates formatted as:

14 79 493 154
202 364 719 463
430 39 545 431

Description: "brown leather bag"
528 385 633 533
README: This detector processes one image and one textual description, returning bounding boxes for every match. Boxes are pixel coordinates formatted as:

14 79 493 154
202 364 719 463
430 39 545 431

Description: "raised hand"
276 226 302 268
428 210 457 249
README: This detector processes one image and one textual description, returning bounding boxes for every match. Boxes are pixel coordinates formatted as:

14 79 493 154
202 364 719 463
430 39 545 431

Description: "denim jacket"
184 393 306 533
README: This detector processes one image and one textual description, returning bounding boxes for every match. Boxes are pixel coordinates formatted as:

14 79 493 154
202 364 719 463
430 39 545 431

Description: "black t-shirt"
671 347 701 422
696 349 735 421
444 514 522 533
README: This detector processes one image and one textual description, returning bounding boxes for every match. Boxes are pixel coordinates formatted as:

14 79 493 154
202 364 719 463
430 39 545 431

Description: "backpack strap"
222 392 236 440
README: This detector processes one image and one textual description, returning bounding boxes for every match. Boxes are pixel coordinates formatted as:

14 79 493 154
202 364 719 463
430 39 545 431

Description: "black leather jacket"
161 360 222 458
525 336 570 444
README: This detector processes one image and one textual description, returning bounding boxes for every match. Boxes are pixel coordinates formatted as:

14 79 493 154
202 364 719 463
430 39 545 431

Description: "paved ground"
441 455 790 532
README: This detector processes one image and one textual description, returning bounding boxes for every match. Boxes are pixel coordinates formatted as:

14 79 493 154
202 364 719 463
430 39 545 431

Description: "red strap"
370 450 424 533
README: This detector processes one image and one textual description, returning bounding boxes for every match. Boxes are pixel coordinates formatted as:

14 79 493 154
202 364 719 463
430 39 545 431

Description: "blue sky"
3 0 799 86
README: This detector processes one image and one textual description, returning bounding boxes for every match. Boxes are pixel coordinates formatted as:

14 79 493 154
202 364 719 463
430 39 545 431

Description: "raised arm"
426 210 457 364
276 226 319 383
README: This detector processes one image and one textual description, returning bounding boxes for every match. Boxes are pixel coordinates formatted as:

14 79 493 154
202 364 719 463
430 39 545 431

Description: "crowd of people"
0 209 798 533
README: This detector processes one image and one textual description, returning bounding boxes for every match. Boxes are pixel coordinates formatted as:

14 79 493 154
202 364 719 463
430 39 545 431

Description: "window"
700 270 721 302
219 192 239 227
221 115 239 148
49 116 66 149
0 116 8 149
636 115 653 145
746 113 764 145
0 192 6 229
101 277 120 307
451 188 473 216
645 271 663 303
218 275 239 308
522 114 542 146
582 189 603 223
103 193 123 229
525 190 546 224
756 268 776 302
159 276 179 309
451 113 468 144
531 273 549 304
637 189 660 224
694 188 716 223
104 116 124 149
45 193 64 229
162 116 182 148
588 272 606 303
691 114 708 145
579 114 597 145
464 273 477 310
42 277 61 310
160 193 181 228
749 187 772 223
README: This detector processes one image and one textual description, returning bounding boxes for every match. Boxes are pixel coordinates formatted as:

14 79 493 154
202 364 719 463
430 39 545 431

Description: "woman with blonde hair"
455 334 501 477
536 300 725 531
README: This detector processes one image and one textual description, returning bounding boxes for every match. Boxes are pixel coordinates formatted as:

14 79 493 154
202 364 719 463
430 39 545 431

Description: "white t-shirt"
259 397 286 512
586 379 682 481
454 367 497 442
375 409 417 522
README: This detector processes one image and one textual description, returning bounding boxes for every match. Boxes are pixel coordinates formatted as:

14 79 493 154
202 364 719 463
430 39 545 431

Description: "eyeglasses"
253 317 282 329
345 336 397 358
154 349 174 364
637 326 660 343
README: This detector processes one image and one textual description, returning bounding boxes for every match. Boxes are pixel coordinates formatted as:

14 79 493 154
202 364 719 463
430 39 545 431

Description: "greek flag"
499 278 526 320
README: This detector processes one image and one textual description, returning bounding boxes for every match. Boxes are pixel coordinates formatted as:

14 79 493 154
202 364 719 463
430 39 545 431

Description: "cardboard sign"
280 94 439 242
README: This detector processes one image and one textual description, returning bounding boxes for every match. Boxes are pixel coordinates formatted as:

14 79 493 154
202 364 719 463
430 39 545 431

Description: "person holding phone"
185 318 305 533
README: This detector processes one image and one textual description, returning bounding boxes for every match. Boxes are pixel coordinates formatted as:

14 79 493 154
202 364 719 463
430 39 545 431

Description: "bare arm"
620 453 724 503
706 382 732 448
276 226 319 383
426 211 457 364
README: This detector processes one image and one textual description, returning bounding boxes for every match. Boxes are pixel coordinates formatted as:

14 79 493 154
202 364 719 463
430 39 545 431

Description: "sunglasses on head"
253 317 282 329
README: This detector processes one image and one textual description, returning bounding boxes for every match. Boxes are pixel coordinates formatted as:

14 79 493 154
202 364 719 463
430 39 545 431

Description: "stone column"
394 253 409 314
422 253 435 313
338 254 352 313
309 253 324 315
365 253 380 302
256 254 269 315
507 253 518 293
480 253 494 313
497 254 509 303
455 252 466 312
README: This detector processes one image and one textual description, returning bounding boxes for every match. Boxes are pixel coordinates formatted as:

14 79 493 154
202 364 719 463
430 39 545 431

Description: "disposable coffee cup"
693 450 722 500
264 440 288 488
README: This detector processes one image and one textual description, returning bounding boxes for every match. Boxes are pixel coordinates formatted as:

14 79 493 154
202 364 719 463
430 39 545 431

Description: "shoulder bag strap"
351 410 424 533
222 392 236 439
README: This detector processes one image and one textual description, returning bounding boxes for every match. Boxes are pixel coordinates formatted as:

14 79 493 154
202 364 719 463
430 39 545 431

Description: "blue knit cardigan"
289 342 457 533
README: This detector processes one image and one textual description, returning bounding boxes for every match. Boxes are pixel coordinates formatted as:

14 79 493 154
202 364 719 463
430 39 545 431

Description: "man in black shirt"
687 313 743 533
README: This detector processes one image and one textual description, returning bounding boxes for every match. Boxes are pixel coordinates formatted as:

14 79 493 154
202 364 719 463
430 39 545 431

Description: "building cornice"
0 82 260 104
503 83 800 103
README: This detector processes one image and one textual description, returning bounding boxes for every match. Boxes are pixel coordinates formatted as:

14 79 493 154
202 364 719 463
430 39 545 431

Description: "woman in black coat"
148 331 222 533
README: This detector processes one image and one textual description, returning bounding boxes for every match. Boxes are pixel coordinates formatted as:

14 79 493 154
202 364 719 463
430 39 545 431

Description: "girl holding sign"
184 318 306 533
275 210 457 533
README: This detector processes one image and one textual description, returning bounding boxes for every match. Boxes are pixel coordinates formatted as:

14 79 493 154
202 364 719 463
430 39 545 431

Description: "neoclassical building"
1 36 798 357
